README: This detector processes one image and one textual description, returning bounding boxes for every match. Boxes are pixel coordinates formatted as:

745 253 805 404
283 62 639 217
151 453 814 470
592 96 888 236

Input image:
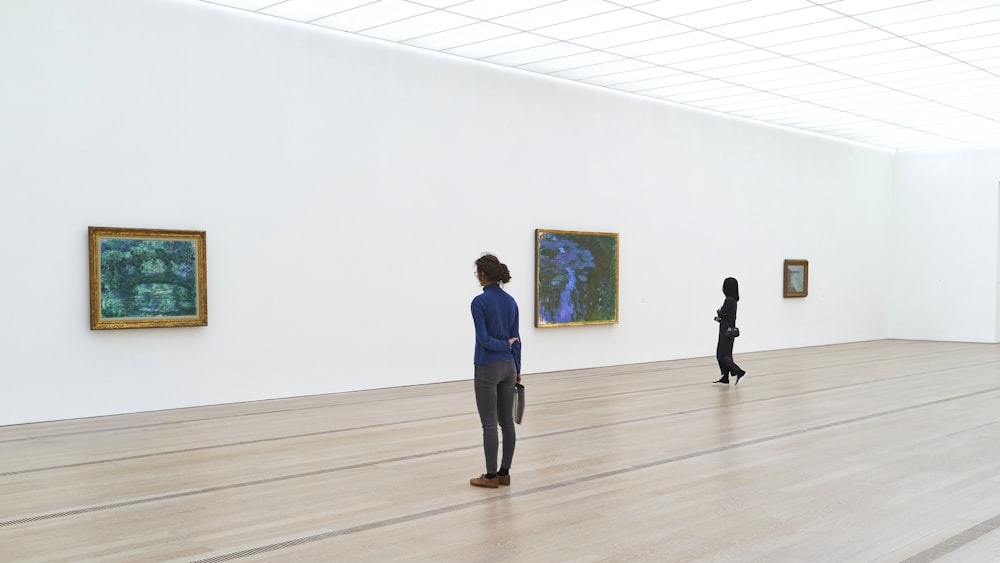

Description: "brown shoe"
498 474 510 486
470 474 499 488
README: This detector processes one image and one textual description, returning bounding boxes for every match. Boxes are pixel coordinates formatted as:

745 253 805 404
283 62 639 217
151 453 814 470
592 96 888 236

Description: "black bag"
725 326 740 338
513 383 525 424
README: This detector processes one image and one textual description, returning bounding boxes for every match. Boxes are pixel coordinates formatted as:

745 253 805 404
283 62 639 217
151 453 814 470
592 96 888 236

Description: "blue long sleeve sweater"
471 284 521 374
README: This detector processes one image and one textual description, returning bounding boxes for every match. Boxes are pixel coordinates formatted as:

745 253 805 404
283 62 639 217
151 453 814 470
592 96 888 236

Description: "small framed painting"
783 259 808 298
535 229 619 327
89 226 208 329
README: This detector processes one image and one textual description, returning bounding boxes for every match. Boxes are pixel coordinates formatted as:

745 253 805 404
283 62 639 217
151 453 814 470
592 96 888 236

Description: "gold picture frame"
89 226 208 329
783 259 808 298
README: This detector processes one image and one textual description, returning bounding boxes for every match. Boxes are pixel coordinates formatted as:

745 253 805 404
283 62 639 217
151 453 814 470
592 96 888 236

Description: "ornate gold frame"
783 259 809 298
88 226 208 329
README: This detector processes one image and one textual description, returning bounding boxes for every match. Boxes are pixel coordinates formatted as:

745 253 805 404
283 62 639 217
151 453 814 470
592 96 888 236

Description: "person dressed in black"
713 277 746 385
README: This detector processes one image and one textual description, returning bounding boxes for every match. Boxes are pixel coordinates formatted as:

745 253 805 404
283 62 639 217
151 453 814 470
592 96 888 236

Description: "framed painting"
783 259 808 298
88 226 208 329
535 229 619 327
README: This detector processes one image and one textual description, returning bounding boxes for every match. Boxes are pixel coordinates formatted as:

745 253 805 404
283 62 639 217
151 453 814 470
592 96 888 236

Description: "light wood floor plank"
1 340 999 562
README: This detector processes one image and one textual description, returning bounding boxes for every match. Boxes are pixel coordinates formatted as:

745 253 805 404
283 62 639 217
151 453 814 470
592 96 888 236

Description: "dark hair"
723 277 739 301
476 254 511 284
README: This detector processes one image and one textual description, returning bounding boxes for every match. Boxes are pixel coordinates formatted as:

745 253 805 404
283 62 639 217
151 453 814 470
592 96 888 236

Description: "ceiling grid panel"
199 0 1000 149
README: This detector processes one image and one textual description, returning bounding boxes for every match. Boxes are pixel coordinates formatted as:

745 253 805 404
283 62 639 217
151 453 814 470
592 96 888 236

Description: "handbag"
513 383 525 424
725 326 740 338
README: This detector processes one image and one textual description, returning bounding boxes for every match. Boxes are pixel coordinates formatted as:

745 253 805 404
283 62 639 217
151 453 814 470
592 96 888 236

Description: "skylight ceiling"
202 0 1000 150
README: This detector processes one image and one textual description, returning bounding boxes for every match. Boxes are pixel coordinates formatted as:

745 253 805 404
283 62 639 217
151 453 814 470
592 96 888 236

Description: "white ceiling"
200 0 1000 151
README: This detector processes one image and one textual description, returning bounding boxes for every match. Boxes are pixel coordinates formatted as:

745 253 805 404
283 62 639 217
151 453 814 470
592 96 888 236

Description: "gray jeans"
474 359 517 474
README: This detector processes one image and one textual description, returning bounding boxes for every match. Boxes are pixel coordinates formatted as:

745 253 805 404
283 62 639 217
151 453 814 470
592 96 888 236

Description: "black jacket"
717 296 738 331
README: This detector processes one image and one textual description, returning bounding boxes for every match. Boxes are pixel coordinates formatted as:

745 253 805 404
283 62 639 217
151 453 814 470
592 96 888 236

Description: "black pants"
716 330 743 378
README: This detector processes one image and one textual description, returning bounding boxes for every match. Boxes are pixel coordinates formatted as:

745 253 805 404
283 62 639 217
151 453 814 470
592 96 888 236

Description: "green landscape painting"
99 238 198 318
89 227 207 329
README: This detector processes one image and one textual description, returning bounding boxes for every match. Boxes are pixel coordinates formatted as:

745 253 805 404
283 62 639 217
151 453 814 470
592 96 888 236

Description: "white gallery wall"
890 146 1000 343
1 0 901 425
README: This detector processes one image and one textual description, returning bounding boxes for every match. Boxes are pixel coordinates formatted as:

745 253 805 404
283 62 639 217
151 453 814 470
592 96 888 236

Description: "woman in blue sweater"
469 254 521 489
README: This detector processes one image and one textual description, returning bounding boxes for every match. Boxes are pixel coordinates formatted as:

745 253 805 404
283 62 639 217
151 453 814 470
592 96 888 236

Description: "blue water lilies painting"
535 229 619 327
89 227 208 329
